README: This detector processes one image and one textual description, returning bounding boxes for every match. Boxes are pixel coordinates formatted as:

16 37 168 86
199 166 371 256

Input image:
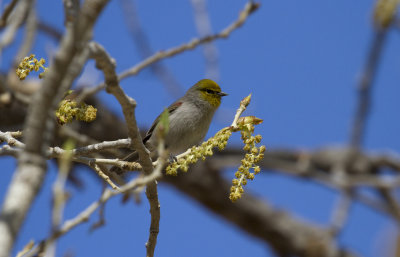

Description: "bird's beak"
217 92 228 97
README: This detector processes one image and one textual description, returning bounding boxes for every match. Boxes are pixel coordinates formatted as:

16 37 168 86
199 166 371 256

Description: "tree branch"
118 0 184 98
78 1 260 101
163 161 359 257
88 41 160 257
0 1 110 256
350 29 388 148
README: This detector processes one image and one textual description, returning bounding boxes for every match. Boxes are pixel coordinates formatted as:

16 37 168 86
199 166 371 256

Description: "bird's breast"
165 102 215 155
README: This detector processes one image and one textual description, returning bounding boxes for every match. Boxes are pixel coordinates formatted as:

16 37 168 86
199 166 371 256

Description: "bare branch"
72 138 131 155
328 189 353 236
118 0 184 97
0 0 32 54
78 1 259 100
5 6 38 96
190 0 220 80
44 143 73 257
212 147 400 221
145 130 167 257
37 21 62 41
88 41 160 257
118 1 258 81
350 29 388 148
63 0 80 25
0 131 143 172
25 162 163 257
89 184 106 232
163 160 359 257
0 130 24 148
378 188 400 223
0 1 110 255
0 144 19 156
90 163 120 190
10 4 37 66
88 42 146 158
1 1 397 255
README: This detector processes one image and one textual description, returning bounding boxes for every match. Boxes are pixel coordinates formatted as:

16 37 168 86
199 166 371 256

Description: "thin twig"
0 131 143 172
0 130 24 147
190 0 220 80
72 138 131 155
44 142 74 257
24 168 163 257
89 184 106 232
12 5 37 65
0 144 19 156
78 1 259 101
350 29 388 148
90 163 120 190
118 0 183 98
378 188 400 223
59 126 124 156
118 2 259 81
231 94 251 127
328 189 353 236
6 6 37 90
37 21 62 40
75 156 143 171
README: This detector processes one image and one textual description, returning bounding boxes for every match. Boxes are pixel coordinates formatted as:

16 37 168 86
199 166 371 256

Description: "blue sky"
1 0 400 256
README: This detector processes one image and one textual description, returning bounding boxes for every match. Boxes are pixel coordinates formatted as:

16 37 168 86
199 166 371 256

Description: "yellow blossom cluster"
55 99 97 125
16 54 48 80
166 127 232 176
373 0 400 28
166 93 265 202
229 121 265 202
166 114 264 202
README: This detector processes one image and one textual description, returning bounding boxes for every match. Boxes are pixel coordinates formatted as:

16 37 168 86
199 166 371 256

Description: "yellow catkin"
16 54 48 80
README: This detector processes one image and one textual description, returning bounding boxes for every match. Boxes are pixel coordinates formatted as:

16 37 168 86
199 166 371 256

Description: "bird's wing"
111 101 182 174
142 101 183 144
110 100 182 174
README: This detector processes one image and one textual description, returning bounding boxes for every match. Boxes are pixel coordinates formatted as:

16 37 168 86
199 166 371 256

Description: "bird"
111 79 227 173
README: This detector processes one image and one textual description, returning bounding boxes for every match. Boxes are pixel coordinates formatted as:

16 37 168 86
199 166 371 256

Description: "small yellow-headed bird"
111 79 227 173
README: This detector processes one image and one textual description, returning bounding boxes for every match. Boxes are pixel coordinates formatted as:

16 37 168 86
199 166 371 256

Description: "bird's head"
187 79 228 108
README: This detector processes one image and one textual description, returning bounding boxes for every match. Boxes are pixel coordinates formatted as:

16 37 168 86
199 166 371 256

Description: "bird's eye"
205 89 214 94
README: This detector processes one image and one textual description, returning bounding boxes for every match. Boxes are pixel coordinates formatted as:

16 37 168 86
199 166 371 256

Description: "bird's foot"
168 154 178 163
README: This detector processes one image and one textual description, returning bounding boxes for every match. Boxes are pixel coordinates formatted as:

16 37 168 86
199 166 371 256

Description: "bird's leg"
168 154 178 163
